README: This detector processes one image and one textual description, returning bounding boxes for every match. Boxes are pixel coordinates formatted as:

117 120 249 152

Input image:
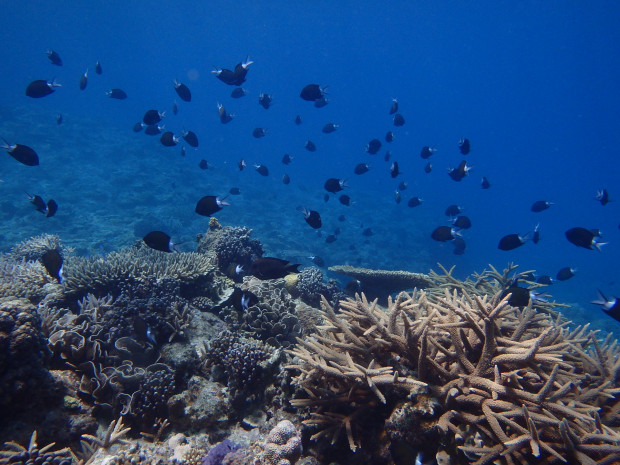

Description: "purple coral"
201 439 240 465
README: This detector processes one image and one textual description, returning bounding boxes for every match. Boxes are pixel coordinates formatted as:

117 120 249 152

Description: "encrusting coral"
286 265 620 464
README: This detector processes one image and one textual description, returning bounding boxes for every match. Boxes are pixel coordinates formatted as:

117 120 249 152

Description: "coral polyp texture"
286 266 620 464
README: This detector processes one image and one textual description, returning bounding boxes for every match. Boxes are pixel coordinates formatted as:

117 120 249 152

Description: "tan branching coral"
287 275 620 464
0 430 72 465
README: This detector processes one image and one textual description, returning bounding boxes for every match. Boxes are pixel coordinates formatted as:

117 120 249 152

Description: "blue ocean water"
0 1 619 333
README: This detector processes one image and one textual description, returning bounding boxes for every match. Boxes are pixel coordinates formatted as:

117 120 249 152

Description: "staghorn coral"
261 420 302 465
0 256 60 302
196 224 264 274
286 271 620 464
0 430 72 465
8 234 70 262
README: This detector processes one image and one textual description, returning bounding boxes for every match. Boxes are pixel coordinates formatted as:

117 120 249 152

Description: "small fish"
398 181 407 191
393 113 405 126
366 139 382 155
595 189 610 206
481 176 491 189
305 140 317 152
255 164 269 176
501 286 536 307
133 316 157 346
231 87 247 98
385 131 395 143
498 233 529 251
79 69 88 90
565 227 606 251
174 79 192 102
199 159 210 170
325 234 337 243
250 257 300 280
144 124 164 136
452 215 472 230
424 162 432 174
160 131 179 147
362 228 373 237
384 151 391 162
591 289 620 322
314 97 329 108
172 101 179 115
390 161 400 178
282 154 293 165
46 199 58 217
238 159 246 171
2 140 39 166
283 174 290 184
322 123 339 134
445 205 463 217
532 224 541 244
132 122 144 133
95 60 102 74
195 195 229 216
25 79 61 98
253 127 267 138
217 103 234 124
106 88 127 99
229 187 241 195
143 109 165 125
212 66 238 85
232 57 253 85
300 84 327 101
294 115 303 125
431 226 458 242
56 113 63 125
26 193 46 213
408 197 422 208
309 255 325 267
324 178 347 193
389 98 398 115
531 200 553 212
301 208 322 229
46 50 62 66
41 249 63 282
182 130 199 147
394 191 402 204
180 146 186 157
258 93 273 109
556 266 576 281
339 195 353 206
453 237 466 255
448 160 472 182
323 193 329 202
536 275 553 285
143 230 176 252
354 163 370 175
420 146 437 159
458 138 471 154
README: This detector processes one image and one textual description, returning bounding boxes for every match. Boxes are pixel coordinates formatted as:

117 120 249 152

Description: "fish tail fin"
593 240 608 252
591 289 608 306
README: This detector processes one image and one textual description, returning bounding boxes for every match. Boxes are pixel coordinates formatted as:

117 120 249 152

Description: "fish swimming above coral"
249 257 300 279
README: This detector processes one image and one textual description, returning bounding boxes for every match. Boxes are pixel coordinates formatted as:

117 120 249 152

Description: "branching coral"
0 431 72 465
286 269 620 464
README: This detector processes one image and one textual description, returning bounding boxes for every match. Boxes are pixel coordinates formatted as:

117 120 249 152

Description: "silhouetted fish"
366 139 381 155
95 60 102 74
182 130 199 147
26 79 61 98
556 267 576 281
160 131 179 147
595 189 610 206
253 128 267 138
424 162 432 173
565 227 606 251
389 98 398 115
498 233 528 251
47 50 62 66
294 115 302 125
282 154 293 165
250 257 299 279
531 200 553 212
218 103 234 124
322 123 339 133
46 199 58 217
174 80 191 102
431 226 458 242
2 140 39 166
195 195 229 216
324 178 347 193
258 93 273 109
255 164 269 176
420 146 436 159
300 84 326 101
79 69 88 90
354 163 370 175
385 131 395 143
106 88 127 99
481 176 490 189
231 88 247 98
144 231 175 252
408 197 422 207
393 114 405 126
143 109 165 125
301 208 322 229
41 249 63 282
458 138 470 154
339 195 353 206
282 174 290 185
445 205 462 217
591 289 620 322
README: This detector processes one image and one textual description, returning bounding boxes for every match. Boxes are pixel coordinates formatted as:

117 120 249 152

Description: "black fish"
408 197 422 208
393 113 405 126
314 97 329 108
2 140 39 166
424 162 432 174
458 138 470 154
300 84 326 101
238 159 246 171
390 161 400 178
325 234 337 243
79 69 88 90
591 289 620 322
46 50 62 66
532 224 541 244
258 93 273 109
305 140 317 152
106 88 127 99
212 66 238 85
431 226 458 242
282 154 292 165
229 187 241 195
133 122 144 132
294 115 303 125
160 131 179 147
182 130 199 147
537 275 553 285
501 286 533 307
420 146 436 159
448 160 472 182
481 176 491 189
195 195 229 216
354 163 370 175
253 128 267 138
282 174 290 185
398 181 407 191
143 109 165 125
56 113 63 125
384 151 391 161
199 159 210 170
27 194 47 213
46 199 58 218
171 101 178 115
144 124 163 135
339 195 353 206
229 288 259 312
531 200 553 212
218 103 234 124
323 193 330 202
565 227 606 251
452 215 471 230
25 79 61 98
255 164 269 176
595 189 610 206
389 98 398 115
174 80 191 102
453 237 466 255
445 205 463 217
362 228 373 237
498 233 528 251
302 208 322 229
309 255 325 267
385 131 395 143
231 88 247 98
180 146 186 157
250 257 300 280
366 139 382 155
232 57 253 85
41 249 63 282
95 60 102 74
143 231 175 252
322 123 339 133
394 191 402 204
556 266 576 281
324 178 347 193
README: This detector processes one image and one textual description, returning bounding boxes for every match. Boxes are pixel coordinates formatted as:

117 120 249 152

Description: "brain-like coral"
262 420 302 465
197 224 264 273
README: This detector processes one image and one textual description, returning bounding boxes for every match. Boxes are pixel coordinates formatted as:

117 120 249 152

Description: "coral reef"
295 267 346 309
286 272 620 464
0 431 72 465
196 223 264 275
261 420 302 465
